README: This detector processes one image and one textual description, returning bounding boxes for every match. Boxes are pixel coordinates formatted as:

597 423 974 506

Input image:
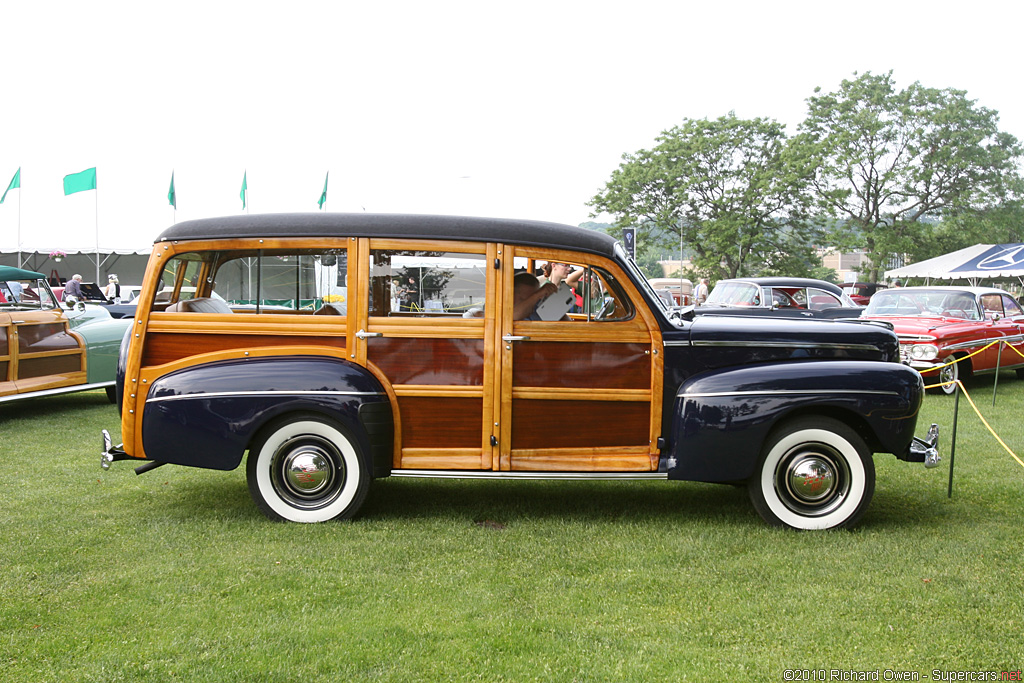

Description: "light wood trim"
497 242 515 470
147 315 346 336
508 322 652 342
511 387 651 401
367 317 484 339
393 384 484 398
368 238 487 253
398 449 487 470
10 372 89 393
13 348 83 361
483 242 500 470
510 447 654 471
353 238 370 366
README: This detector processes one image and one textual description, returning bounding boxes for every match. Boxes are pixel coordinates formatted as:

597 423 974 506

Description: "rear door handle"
501 334 530 342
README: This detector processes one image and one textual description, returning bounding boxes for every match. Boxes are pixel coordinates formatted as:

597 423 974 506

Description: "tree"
589 113 817 280
795 71 1023 280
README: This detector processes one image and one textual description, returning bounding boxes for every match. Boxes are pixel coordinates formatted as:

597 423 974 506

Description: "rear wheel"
748 417 874 530
246 415 369 523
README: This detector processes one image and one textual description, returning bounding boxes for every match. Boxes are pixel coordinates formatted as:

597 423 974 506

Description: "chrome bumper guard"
906 423 941 468
100 429 131 470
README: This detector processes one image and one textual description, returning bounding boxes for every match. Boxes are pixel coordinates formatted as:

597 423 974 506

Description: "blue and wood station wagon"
101 213 940 529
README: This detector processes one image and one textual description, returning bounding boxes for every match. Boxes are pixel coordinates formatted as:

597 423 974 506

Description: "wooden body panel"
0 310 86 397
120 236 663 473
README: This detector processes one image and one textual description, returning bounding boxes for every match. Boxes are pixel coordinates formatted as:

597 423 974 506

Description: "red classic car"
861 286 1024 394
840 282 887 306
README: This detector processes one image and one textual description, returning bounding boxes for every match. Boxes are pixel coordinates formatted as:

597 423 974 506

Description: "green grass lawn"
2 379 1023 682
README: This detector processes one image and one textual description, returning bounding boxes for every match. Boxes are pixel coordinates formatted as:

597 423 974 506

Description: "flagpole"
17 178 22 268
95 183 101 284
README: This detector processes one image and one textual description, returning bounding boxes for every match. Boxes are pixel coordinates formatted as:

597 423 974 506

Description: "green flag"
0 167 19 204
240 171 247 209
168 172 176 209
318 172 328 209
64 167 97 195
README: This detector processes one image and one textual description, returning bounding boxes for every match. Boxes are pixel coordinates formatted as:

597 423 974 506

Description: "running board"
389 470 668 481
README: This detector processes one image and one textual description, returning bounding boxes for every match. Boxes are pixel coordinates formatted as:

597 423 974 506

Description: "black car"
697 277 863 319
101 213 939 530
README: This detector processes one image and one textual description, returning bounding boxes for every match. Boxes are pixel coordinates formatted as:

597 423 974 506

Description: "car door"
10 311 86 394
494 245 663 472
995 294 1024 368
358 239 498 471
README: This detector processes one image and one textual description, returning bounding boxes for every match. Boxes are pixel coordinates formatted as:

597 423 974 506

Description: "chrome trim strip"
390 470 668 481
0 381 114 404
691 340 879 352
677 388 901 399
663 340 691 347
146 389 384 403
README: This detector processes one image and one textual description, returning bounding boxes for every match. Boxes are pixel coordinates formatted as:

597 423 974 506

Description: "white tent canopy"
885 244 1024 286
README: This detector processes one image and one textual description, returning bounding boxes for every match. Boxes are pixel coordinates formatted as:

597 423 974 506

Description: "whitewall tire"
246 416 369 523
748 417 874 530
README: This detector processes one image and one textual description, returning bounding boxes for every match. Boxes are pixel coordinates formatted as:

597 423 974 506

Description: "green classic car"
1 265 132 404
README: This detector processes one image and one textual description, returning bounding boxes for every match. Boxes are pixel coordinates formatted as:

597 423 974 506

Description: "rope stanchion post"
948 381 960 499
992 339 1002 408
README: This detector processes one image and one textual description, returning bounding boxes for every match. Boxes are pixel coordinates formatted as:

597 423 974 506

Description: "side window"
512 256 634 322
369 250 486 317
808 287 842 310
980 294 1003 318
154 252 208 305
159 248 349 315
1002 295 1023 317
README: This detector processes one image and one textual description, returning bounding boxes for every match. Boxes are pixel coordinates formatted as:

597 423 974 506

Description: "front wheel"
246 415 369 523
927 356 966 395
748 417 874 530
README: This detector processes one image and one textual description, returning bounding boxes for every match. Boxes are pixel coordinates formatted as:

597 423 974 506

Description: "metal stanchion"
948 381 960 499
992 340 1003 407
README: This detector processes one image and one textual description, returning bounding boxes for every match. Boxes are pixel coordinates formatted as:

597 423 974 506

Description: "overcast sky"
1 0 1021 253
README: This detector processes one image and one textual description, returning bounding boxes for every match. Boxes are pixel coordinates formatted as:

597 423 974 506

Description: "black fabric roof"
157 213 618 258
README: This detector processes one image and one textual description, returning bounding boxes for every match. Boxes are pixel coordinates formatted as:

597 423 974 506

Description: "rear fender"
140 356 393 475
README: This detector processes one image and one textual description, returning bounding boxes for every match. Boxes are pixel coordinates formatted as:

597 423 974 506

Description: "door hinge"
494 258 500 270
490 435 498 447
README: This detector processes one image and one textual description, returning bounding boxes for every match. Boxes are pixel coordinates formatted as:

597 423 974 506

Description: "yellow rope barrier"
949 380 1024 470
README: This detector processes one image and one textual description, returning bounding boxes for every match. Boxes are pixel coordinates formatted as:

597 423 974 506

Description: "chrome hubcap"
776 445 850 516
284 450 333 497
271 435 346 509
786 456 836 503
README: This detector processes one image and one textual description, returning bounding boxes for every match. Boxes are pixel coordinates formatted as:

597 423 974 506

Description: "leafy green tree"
590 113 817 279
795 71 1022 280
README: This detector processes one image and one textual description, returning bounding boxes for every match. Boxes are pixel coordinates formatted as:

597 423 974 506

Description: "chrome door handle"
355 329 382 339
502 334 530 342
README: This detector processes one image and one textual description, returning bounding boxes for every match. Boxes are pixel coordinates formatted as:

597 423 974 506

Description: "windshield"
705 281 761 307
864 289 982 321
1 278 59 310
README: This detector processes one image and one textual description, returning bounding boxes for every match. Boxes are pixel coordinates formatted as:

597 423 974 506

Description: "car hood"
683 314 900 368
862 316 981 337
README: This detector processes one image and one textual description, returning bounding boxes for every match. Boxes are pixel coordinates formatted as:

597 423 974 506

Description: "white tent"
885 244 1024 286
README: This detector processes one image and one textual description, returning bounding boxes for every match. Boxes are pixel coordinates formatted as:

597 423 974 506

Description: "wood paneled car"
1 266 132 404
101 214 940 529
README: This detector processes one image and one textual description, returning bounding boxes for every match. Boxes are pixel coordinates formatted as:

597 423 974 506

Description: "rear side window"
157 249 349 315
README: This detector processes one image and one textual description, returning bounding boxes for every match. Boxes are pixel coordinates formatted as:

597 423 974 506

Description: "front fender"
664 360 923 482
140 356 393 475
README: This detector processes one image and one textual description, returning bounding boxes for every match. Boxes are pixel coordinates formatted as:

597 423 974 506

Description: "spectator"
694 277 710 305
64 274 84 305
104 274 122 304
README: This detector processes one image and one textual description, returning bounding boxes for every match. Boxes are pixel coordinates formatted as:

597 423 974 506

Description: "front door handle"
501 334 530 342
355 329 382 339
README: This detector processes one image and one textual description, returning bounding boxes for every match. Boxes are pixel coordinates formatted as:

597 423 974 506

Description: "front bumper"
901 423 941 468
